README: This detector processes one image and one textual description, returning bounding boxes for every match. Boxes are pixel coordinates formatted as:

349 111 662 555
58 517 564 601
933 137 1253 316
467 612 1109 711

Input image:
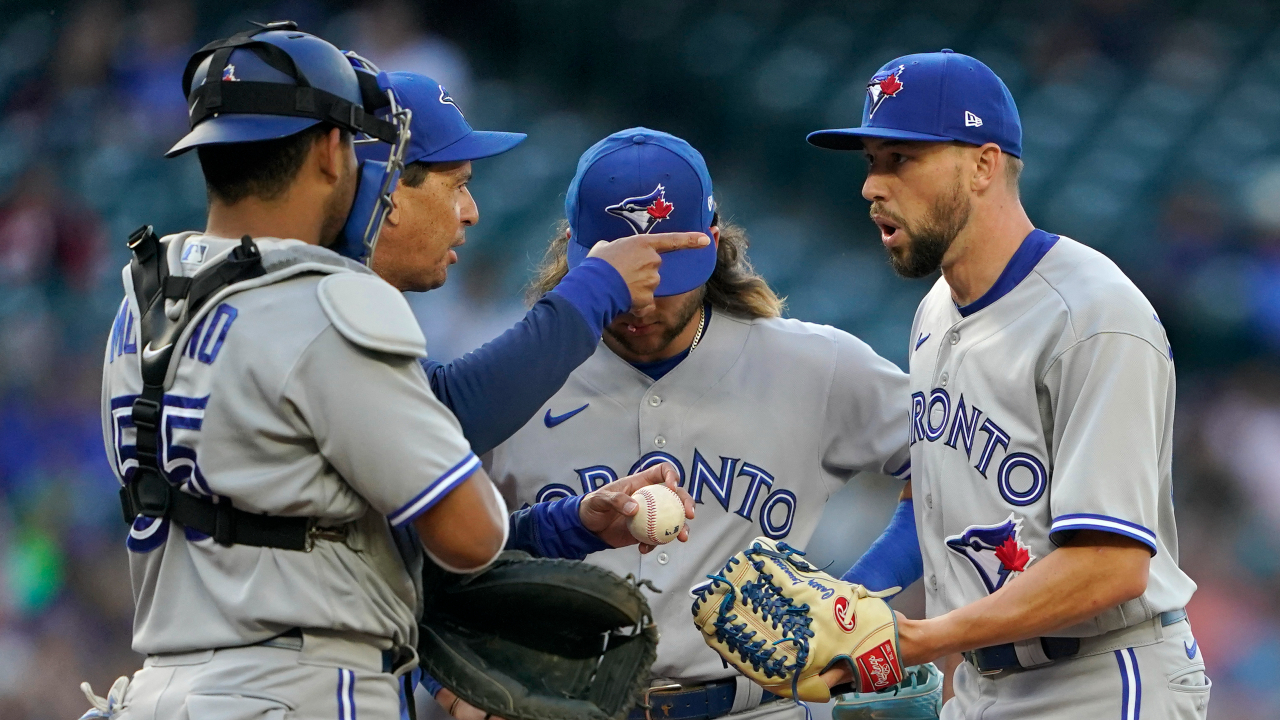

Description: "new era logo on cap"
965 111 983 127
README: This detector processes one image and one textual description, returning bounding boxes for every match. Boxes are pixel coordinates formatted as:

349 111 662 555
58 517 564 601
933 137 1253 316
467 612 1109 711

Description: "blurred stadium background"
1 0 1278 717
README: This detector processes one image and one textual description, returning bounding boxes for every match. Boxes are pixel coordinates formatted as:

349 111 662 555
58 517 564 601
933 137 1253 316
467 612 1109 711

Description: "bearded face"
871 168 971 279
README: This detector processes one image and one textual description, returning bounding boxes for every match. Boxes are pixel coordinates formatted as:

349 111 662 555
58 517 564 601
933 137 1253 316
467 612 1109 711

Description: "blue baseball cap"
357 71 525 164
566 128 716 297
807 50 1022 157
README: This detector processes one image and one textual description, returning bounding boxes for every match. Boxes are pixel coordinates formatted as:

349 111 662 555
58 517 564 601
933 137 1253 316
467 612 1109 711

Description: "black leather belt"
965 608 1188 674
627 680 779 720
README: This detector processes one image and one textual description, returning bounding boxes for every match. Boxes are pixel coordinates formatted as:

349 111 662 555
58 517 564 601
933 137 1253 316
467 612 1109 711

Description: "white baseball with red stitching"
627 485 685 545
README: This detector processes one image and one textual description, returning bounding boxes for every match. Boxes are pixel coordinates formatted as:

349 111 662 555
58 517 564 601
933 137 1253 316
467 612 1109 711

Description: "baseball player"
431 127 916 720
807 51 1210 719
93 26 697 720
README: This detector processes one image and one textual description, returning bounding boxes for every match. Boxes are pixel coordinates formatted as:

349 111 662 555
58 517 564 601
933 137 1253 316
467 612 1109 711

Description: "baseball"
628 485 686 545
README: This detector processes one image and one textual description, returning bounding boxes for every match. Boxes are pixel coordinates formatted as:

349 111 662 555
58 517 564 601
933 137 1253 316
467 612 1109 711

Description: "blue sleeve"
841 499 923 598
417 668 442 698
506 494 611 560
421 258 629 456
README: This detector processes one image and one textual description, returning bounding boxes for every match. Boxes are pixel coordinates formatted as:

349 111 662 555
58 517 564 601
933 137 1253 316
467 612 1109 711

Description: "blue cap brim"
165 115 321 157
416 130 527 163
568 236 716 298
806 126 955 151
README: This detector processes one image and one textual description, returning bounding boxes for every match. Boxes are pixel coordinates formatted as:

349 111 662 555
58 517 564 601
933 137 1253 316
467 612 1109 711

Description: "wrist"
897 616 949 667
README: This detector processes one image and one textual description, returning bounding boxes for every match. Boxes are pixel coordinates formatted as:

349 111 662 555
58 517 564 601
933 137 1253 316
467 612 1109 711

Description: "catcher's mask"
168 21 410 266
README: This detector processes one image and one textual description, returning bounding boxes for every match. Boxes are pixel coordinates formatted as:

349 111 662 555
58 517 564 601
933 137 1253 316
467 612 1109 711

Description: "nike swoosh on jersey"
915 333 931 351
141 343 173 361
1184 638 1198 659
544 404 589 428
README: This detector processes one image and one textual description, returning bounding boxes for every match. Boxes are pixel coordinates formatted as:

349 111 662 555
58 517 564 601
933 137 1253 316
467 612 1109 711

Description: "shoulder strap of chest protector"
119 225 322 551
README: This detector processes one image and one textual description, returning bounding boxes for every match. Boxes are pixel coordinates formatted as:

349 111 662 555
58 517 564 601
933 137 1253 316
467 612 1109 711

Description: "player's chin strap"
333 52 412 266
119 226 335 550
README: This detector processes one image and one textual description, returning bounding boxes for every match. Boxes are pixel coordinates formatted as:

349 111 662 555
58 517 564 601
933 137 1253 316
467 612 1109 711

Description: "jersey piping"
956 229 1059 317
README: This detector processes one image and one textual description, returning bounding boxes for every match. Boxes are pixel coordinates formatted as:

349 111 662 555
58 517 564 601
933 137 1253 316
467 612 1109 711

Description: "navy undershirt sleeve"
420 258 629 456
506 495 611 559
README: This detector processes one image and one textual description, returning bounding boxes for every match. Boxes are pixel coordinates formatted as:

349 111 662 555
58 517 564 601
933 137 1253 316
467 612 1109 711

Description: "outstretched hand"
587 232 711 317
579 462 695 553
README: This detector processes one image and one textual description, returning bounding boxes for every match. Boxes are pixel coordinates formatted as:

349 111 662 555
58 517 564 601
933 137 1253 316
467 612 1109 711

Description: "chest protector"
118 225 326 550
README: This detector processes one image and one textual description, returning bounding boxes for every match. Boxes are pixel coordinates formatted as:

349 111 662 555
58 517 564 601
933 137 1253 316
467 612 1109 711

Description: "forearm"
506 495 609 559
423 259 627 455
898 533 1150 665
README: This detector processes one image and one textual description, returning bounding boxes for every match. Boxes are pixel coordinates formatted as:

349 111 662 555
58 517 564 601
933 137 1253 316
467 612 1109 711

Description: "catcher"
86 24 699 720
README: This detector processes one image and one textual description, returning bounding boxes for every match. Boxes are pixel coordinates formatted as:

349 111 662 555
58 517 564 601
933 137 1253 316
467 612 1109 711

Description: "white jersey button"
950 332 960 345
648 395 662 407
657 552 669 565
654 435 667 448
929 575 938 590
926 493 933 509
940 372 949 386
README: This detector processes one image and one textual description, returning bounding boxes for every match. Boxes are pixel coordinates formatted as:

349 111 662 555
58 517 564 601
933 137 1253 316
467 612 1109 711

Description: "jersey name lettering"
109 303 138 361
184 303 239 365
911 389 1047 506
532 448 798 539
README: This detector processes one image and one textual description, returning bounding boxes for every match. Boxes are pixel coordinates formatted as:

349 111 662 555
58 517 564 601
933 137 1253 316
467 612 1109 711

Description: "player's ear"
385 189 402 226
971 142 1001 193
316 127 346 185
710 226 720 248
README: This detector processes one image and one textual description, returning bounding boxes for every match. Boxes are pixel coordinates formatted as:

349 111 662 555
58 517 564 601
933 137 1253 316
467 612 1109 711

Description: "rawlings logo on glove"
690 537 904 702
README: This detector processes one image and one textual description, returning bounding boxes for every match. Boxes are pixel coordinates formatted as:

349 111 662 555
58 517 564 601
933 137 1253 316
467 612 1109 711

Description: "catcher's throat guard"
419 551 659 720
691 537 905 703
336 51 412 265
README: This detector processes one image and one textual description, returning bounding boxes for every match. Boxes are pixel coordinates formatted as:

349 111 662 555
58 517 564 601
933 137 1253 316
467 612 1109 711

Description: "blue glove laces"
694 542 820 700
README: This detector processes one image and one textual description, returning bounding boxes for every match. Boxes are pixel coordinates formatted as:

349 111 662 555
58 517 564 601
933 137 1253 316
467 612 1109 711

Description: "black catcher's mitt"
419 551 659 720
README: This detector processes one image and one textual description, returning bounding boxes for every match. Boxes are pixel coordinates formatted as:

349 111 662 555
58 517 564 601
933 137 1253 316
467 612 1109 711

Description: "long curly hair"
527 214 785 319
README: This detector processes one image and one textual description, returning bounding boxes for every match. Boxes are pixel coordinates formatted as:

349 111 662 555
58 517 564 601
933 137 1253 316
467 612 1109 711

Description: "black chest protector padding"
419 551 659 720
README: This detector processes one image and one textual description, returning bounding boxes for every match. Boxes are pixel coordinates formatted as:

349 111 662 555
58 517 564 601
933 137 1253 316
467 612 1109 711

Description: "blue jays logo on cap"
439 85 461 114
867 65 904 118
606 184 675 235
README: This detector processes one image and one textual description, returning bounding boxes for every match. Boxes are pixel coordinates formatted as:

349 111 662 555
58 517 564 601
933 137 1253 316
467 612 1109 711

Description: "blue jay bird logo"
945 514 1034 594
439 85 462 114
606 184 675 234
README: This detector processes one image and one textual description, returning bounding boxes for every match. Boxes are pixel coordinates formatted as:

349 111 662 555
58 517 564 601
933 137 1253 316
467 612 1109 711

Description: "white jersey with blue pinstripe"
908 231 1196 634
100 233 477 655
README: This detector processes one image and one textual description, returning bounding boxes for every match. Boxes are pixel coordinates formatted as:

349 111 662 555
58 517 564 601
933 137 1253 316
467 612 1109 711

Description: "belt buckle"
963 651 1004 677
305 521 351 552
642 683 682 720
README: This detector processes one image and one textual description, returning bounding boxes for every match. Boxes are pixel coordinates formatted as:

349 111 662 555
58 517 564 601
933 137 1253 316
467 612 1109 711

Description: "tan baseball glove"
691 537 904 702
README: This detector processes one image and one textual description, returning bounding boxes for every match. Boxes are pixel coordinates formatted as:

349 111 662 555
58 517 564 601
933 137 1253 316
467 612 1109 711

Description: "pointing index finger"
645 232 711 254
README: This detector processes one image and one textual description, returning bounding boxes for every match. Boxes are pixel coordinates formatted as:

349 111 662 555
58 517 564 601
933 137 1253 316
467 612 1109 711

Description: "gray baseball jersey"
486 309 911 684
907 230 1196 634
101 232 481 655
